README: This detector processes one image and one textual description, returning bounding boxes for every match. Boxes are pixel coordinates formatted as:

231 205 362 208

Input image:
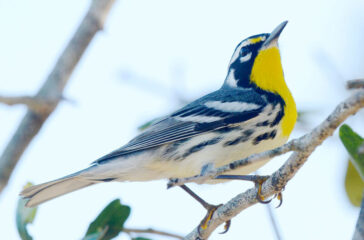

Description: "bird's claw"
255 176 272 204
198 204 231 236
255 176 283 207
275 192 283 208
219 219 231 234
199 204 222 230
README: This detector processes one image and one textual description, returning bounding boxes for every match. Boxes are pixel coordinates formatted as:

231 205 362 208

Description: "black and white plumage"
21 22 295 207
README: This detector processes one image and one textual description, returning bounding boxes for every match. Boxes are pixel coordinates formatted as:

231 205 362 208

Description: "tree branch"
168 88 364 239
0 95 58 113
0 0 116 194
347 79 364 89
123 227 183 239
353 195 364 240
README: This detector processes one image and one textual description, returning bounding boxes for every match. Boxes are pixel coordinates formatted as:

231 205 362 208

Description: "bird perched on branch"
21 21 297 227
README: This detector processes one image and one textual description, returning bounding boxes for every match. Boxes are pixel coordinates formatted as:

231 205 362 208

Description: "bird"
21 21 297 214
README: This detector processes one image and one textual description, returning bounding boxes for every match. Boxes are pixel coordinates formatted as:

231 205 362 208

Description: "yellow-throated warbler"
21 21 297 211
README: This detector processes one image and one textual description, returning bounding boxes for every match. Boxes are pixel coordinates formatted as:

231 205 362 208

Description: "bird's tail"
20 170 96 208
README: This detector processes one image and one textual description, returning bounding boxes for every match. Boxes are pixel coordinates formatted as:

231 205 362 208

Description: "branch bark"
353 195 364 240
0 0 116 194
167 88 364 239
0 95 57 113
347 79 364 89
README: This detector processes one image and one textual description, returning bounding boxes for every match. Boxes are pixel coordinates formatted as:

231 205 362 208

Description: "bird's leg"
214 175 283 207
179 184 231 234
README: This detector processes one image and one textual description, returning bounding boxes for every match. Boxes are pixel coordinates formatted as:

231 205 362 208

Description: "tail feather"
20 172 96 207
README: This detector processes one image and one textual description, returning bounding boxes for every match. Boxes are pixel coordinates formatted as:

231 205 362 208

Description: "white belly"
87 107 288 183
135 120 288 183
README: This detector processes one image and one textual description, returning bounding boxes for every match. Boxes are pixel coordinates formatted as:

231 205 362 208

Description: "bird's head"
224 21 288 90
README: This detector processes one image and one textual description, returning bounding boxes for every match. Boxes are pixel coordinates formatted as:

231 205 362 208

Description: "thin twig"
181 88 364 239
353 195 364 240
255 169 283 240
0 0 116 194
265 204 283 240
123 227 183 239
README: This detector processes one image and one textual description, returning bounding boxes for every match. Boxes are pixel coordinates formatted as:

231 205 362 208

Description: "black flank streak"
224 129 254 146
181 137 222 159
229 163 236 170
253 130 277 145
270 105 284 127
164 138 190 155
256 120 269 127
101 178 116 182
269 129 277 138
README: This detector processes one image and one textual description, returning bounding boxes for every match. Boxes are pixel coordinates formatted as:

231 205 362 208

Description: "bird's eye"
240 47 249 56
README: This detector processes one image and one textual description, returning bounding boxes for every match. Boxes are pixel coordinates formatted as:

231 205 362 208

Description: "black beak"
263 21 288 47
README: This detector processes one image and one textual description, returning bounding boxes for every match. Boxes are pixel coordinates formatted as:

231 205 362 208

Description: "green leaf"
339 124 364 179
82 228 108 240
345 160 364 207
132 238 153 240
137 117 163 131
16 183 38 240
84 199 131 240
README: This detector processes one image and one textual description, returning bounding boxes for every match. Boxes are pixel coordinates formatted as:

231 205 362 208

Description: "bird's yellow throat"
250 46 297 136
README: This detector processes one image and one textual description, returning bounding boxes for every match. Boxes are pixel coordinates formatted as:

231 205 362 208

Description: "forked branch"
0 0 116 194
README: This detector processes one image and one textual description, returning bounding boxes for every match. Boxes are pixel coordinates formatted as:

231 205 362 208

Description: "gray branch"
172 88 364 239
347 79 364 89
0 95 58 113
0 0 116 194
353 195 364 240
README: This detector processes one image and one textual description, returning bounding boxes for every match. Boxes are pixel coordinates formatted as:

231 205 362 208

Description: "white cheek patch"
225 69 237 87
239 52 252 63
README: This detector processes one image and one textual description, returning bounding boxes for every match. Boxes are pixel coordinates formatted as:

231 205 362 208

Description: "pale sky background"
1 0 364 239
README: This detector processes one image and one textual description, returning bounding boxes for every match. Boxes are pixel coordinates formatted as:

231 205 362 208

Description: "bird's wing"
94 89 267 163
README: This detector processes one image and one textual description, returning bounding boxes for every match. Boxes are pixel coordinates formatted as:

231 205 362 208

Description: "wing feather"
94 89 267 163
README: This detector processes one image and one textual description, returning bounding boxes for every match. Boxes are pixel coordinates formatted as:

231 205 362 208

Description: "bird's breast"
157 104 289 181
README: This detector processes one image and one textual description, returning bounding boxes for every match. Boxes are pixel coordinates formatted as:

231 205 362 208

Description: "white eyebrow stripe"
240 39 252 48
240 52 252 63
229 39 252 64
174 115 222 123
205 101 261 112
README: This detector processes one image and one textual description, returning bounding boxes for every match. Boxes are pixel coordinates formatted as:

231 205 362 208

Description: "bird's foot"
254 175 272 204
199 203 231 235
215 174 283 208
179 185 231 235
